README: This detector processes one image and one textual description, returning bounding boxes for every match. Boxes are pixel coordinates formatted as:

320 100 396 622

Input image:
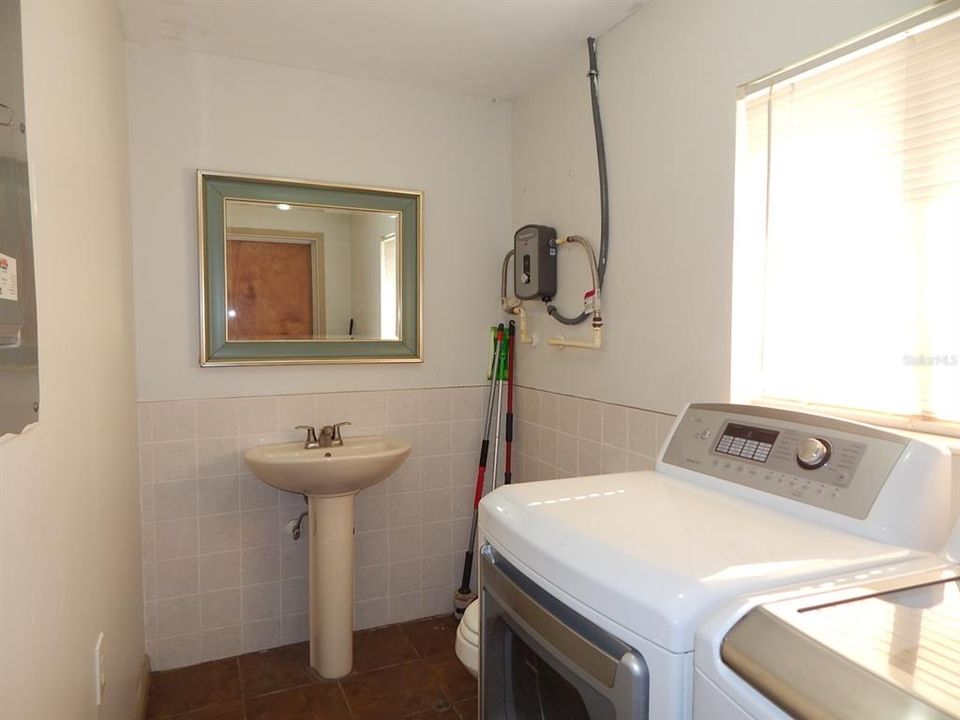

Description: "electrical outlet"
94 632 105 706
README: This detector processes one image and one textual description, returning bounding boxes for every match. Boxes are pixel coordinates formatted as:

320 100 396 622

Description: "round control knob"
796 437 831 470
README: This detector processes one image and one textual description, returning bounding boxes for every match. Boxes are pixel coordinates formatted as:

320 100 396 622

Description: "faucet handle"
331 421 351 443
294 425 318 445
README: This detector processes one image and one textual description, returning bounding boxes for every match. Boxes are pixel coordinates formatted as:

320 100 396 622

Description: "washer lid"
478 471 920 653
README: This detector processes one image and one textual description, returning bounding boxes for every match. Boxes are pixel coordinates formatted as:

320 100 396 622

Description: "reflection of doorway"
226 229 325 340
380 232 398 340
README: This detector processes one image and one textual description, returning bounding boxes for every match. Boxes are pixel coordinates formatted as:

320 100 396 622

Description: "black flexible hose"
546 36 609 325
588 36 610 290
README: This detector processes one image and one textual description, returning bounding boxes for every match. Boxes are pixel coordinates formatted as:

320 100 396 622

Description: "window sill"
747 399 960 456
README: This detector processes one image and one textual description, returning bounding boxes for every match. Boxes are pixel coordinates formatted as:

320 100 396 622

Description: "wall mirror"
198 171 422 365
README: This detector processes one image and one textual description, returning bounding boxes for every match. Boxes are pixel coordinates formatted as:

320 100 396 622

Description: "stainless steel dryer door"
480 545 649 719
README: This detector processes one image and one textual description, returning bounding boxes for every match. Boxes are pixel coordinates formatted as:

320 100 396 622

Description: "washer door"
480 545 649 719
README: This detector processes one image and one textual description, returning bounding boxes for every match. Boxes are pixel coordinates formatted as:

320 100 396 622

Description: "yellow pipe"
516 305 535 345
548 324 603 350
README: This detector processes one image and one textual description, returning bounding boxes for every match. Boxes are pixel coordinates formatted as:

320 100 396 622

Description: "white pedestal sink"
243 435 411 678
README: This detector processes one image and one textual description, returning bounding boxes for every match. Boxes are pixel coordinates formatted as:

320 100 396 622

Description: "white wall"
0 1 142 718
126 43 511 401
511 0 927 416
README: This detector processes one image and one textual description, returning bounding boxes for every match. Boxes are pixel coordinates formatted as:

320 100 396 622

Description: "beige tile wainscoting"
139 387 488 670
512 387 676 484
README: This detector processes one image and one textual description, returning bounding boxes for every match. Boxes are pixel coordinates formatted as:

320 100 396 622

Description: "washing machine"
693 515 960 720
476 403 953 719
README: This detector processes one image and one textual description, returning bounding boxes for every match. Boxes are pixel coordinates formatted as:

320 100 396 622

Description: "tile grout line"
336 676 355 719
236 655 244 716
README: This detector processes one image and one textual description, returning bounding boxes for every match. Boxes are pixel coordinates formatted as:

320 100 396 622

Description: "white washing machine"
693 516 960 720
476 403 953 719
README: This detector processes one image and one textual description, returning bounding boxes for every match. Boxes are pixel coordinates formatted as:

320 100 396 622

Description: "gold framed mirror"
198 171 422 365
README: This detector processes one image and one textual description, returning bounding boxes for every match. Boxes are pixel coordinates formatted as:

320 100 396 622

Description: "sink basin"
243 435 411 497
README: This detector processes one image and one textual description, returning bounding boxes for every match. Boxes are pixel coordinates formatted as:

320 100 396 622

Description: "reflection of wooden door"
226 239 318 340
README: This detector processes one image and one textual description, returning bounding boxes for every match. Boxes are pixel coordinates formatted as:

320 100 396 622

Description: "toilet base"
455 599 480 678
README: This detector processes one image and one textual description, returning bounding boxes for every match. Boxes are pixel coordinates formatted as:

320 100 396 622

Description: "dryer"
477 403 952 719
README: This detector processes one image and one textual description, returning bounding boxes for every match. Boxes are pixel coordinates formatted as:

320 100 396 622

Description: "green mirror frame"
198 170 423 366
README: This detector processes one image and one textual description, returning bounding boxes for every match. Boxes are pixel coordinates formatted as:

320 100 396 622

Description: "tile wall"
511 387 676 484
139 387 488 670
514 388 960 530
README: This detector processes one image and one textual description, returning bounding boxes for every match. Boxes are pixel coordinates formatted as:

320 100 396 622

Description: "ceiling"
119 0 642 99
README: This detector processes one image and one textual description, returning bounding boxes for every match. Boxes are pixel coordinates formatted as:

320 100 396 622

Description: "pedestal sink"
243 435 411 678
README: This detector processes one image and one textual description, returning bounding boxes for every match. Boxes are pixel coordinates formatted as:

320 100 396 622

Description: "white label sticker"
0 253 18 301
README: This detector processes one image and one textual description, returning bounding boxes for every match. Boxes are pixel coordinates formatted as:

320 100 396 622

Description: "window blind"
735 7 960 427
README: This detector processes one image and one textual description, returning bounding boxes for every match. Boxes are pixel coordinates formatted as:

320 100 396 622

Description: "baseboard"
135 654 151 720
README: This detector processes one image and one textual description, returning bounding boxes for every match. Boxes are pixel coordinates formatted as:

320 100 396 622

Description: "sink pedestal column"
307 494 354 678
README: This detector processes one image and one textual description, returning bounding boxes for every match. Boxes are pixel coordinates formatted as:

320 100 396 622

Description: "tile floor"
147 615 477 720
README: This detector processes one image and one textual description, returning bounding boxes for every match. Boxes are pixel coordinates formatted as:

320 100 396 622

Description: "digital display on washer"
715 423 779 463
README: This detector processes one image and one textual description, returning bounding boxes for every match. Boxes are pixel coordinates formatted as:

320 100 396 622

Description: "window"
380 232 398 340
732 2 960 434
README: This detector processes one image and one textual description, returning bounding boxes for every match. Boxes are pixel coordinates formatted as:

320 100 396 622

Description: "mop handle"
458 325 505 597
474 325 505 508
490 383 503 492
504 321 516 485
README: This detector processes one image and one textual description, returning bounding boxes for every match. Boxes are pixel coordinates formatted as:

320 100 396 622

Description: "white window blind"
733 6 960 430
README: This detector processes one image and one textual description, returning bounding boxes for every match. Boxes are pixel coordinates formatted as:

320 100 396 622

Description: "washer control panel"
662 404 908 519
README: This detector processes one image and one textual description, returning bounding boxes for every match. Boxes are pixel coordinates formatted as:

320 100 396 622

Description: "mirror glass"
199 172 421 365
224 200 400 342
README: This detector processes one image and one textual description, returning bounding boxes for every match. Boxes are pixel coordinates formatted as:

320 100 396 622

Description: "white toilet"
455 599 481 677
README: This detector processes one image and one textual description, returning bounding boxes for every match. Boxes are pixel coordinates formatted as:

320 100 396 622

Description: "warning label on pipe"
0 253 18 301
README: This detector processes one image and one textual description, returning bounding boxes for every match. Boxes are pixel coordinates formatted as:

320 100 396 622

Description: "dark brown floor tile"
424 654 478 703
147 659 241 719
340 659 447 720
176 701 246 720
454 697 478 720
400 615 460 658
245 683 350 720
353 625 419 673
397 704 459 719
239 642 321 698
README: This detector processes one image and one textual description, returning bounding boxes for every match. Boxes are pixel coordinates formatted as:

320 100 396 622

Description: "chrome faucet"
294 425 320 449
294 422 351 449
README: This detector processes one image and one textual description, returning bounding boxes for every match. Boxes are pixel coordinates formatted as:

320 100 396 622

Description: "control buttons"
796 437 832 470
698 429 712 440
716 433 773 462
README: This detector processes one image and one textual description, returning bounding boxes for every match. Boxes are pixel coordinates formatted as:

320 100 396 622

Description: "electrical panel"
0 0 39 436
514 224 557 300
